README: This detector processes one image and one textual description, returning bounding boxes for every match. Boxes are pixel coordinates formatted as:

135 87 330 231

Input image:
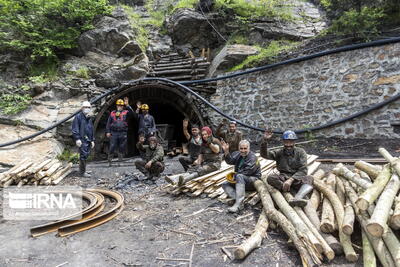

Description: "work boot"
178 172 198 187
108 154 112 167
289 184 313 208
79 160 91 178
118 153 123 162
228 183 245 213
222 183 236 199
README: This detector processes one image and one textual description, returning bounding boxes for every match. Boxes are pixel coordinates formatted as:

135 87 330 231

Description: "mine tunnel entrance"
93 83 207 158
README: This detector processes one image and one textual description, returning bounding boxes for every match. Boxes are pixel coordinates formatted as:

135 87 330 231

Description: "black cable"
1 36 400 147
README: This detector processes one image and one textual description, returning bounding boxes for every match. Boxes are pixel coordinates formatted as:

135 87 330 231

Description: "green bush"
0 93 32 115
122 5 149 51
75 67 90 79
57 148 80 164
0 0 111 62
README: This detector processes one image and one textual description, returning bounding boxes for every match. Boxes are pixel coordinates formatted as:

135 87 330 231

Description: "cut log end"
355 198 369 211
320 223 335 234
345 253 359 263
342 225 354 236
233 249 246 260
366 222 384 237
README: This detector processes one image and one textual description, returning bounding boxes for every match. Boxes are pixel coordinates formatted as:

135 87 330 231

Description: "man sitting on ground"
135 135 165 181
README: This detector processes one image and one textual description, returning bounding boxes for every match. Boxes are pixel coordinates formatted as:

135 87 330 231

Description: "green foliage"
328 7 384 39
57 148 80 163
75 67 90 79
0 0 111 62
0 93 32 115
227 34 249 45
122 5 149 51
230 40 298 71
28 58 59 81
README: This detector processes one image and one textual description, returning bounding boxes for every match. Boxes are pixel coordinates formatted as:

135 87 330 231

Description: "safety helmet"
82 101 91 108
116 99 124 106
141 104 149 110
226 172 236 184
282 130 298 140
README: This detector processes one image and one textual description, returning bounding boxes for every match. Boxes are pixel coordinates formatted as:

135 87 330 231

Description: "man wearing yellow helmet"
221 139 261 213
132 101 156 139
106 97 135 166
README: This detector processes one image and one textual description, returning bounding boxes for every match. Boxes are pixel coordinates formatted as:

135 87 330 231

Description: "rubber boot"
222 183 236 199
289 184 313 207
79 160 91 178
108 153 112 167
228 183 245 213
178 172 198 187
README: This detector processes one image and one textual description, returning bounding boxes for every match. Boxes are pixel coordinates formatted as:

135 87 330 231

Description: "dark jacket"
225 151 261 178
260 141 308 180
106 106 134 133
188 136 202 159
133 112 156 136
216 128 243 153
136 142 164 163
71 112 94 142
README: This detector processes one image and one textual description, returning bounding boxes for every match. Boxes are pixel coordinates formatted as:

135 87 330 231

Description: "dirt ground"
1 138 398 267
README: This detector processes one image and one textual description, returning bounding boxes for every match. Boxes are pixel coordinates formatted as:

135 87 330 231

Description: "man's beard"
150 144 156 149
283 146 294 156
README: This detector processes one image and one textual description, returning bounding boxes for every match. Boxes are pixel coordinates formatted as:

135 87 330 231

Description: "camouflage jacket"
136 142 164 163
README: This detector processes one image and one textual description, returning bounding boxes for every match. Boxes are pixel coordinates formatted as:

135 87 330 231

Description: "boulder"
208 44 259 76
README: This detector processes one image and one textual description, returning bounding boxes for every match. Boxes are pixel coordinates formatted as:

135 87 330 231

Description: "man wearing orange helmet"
106 97 134 166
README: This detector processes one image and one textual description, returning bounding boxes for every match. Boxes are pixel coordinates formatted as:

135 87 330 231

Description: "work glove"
76 140 82 147
91 141 95 148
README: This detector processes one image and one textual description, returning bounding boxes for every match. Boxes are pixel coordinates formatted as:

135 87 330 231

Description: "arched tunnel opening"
93 83 208 158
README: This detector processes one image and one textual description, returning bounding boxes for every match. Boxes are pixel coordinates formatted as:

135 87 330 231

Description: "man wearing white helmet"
71 101 95 177
261 129 313 207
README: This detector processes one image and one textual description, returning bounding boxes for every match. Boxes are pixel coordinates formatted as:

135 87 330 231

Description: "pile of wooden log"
0 158 72 187
166 148 400 266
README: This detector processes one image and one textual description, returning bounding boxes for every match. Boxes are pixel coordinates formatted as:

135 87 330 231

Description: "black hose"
1 36 400 147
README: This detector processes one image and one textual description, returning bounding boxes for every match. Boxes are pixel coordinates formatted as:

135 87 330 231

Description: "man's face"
191 127 199 136
116 105 124 111
283 140 295 151
229 123 236 133
149 140 156 149
142 109 148 115
201 130 210 141
239 143 249 157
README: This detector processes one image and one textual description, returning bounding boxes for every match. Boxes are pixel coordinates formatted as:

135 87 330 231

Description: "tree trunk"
343 180 396 267
390 195 400 229
362 229 377 267
355 160 381 181
343 198 355 235
321 174 336 233
367 173 400 237
255 180 319 266
356 164 392 211
333 163 371 189
234 211 269 260
313 179 358 262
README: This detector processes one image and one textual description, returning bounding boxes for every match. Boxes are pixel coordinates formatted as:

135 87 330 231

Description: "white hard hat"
82 101 91 108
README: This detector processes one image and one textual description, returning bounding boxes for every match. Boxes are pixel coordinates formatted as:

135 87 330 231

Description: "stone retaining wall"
209 42 400 140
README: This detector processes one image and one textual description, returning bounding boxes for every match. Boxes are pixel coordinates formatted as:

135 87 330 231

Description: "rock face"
208 44 260 77
210 42 400 139
0 124 64 166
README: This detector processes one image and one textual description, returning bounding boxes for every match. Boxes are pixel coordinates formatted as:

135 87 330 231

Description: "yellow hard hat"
226 172 236 184
116 99 124 105
141 104 149 110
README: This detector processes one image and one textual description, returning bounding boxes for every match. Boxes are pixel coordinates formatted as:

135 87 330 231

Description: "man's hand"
91 141 95 148
145 161 152 169
206 136 213 145
221 140 229 154
193 159 200 165
106 133 111 138
136 101 142 110
139 135 145 143
263 129 273 141
124 96 129 106
183 119 189 128
282 178 294 192
76 140 82 147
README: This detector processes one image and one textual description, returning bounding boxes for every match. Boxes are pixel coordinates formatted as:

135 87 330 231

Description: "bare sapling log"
255 180 320 266
313 179 358 262
355 161 382 181
234 211 269 259
356 164 392 211
0 159 29 181
344 180 396 267
362 229 377 267
321 174 337 233
342 198 355 235
333 163 371 189
367 173 400 237
336 176 346 205
390 195 400 229
284 192 335 260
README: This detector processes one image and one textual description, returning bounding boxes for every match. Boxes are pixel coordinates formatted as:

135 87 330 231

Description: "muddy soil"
0 152 367 267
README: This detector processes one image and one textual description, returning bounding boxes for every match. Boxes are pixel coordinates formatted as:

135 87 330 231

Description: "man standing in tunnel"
72 101 95 177
178 119 202 172
135 135 165 181
106 97 134 166
133 102 157 139
216 120 242 153
261 129 313 207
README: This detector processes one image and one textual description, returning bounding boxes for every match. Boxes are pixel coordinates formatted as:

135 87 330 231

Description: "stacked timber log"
167 148 400 266
148 52 217 94
0 158 72 187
